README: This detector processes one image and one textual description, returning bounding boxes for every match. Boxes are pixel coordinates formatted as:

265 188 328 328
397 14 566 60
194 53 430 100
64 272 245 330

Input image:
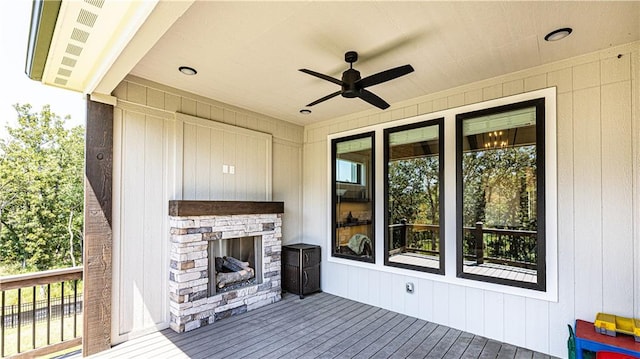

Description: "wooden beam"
0 266 82 291
83 96 113 356
168 200 284 217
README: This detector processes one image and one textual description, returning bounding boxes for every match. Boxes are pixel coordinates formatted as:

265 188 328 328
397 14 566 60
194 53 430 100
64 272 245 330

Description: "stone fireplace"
168 200 283 333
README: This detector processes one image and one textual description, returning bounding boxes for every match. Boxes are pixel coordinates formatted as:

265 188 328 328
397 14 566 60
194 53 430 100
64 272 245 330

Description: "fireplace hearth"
168 201 283 333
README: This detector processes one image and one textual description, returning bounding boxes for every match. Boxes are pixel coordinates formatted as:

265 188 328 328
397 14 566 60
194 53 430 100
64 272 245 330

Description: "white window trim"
327 87 558 302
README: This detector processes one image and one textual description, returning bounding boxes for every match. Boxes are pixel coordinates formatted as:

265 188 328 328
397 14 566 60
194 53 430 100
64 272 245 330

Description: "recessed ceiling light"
179 66 197 75
544 28 572 42
300 109 312 115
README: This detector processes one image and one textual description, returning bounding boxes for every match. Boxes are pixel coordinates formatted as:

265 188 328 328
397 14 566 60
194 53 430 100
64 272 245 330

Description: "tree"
462 145 536 229
388 156 440 225
0 104 84 271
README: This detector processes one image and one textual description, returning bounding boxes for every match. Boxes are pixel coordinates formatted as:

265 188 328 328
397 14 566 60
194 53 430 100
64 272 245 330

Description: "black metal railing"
388 222 537 269
463 222 537 269
0 267 83 358
389 221 440 256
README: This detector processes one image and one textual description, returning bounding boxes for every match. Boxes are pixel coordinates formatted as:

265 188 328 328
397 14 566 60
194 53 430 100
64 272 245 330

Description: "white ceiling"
128 1 639 126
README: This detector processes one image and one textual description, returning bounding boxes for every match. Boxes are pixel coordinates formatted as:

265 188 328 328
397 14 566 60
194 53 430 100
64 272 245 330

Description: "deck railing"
389 222 537 269
389 222 440 256
0 267 83 358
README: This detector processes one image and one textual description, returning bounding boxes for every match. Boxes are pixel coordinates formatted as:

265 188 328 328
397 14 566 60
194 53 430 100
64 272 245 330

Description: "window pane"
385 120 444 273
332 133 375 262
457 99 545 290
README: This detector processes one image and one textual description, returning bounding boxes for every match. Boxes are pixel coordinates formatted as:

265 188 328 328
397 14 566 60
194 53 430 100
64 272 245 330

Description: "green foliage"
0 104 84 271
462 146 537 229
388 156 440 225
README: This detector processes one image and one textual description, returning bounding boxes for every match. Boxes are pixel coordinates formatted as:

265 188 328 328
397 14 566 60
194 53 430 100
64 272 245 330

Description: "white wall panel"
432 282 449 325
367 268 381 307
390 273 405 314
377 271 393 311
119 110 146 335
573 86 603 320
600 81 634 315
302 42 639 356
465 287 484 336
448 285 466 330
114 108 172 341
503 294 526 347
417 278 434 322
525 298 549 353
273 140 303 244
112 76 303 343
548 91 576 356
178 114 271 201
142 116 166 327
404 278 421 319
483 291 503 341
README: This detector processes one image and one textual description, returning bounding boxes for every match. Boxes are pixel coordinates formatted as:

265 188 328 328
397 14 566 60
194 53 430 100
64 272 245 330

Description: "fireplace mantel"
169 200 284 217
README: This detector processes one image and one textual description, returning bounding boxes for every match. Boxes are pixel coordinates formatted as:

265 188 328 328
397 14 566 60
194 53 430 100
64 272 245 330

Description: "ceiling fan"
299 51 414 110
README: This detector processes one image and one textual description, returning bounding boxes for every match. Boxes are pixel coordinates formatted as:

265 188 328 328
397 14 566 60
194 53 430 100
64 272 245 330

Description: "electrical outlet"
229 165 235 174
406 282 414 294
222 165 228 173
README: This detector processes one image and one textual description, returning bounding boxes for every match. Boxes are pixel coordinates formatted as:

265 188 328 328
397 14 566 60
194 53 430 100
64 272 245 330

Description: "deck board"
83 292 557 359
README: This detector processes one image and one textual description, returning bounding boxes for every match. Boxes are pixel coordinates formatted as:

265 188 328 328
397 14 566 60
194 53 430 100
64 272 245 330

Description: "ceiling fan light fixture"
178 66 197 75
544 28 572 42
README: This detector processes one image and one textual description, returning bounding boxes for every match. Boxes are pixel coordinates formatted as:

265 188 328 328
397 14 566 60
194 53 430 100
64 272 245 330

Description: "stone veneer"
168 212 282 333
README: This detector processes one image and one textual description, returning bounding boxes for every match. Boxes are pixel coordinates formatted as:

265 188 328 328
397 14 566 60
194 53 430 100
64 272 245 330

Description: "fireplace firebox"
209 236 263 295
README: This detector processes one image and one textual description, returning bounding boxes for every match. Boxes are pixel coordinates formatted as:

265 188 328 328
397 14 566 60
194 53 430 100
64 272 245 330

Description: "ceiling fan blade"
306 90 342 107
358 64 414 88
358 89 390 110
299 69 343 86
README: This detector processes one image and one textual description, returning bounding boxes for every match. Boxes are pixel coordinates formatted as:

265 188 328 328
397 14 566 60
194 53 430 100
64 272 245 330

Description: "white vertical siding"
273 139 302 244
111 76 303 343
301 42 640 357
113 108 170 338
178 114 271 201
600 80 634 314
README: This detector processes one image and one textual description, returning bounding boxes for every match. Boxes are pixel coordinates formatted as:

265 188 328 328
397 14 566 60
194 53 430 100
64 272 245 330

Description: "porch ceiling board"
27 1 639 125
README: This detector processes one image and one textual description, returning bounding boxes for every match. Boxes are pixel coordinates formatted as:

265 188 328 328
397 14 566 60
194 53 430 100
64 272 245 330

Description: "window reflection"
457 99 545 290
332 133 375 262
384 119 444 273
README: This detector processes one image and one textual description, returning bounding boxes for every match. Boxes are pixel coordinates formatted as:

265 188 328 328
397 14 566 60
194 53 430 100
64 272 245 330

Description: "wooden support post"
474 222 484 265
83 96 113 356
399 219 408 251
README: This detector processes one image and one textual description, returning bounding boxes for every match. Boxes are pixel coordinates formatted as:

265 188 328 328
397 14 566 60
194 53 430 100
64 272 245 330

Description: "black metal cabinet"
282 243 321 299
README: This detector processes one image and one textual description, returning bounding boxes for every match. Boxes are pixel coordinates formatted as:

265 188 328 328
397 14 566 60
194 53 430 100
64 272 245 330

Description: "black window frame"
455 98 546 291
383 118 445 274
331 131 376 263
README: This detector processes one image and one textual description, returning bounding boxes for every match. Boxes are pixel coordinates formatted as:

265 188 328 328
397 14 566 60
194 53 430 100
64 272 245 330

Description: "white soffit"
42 0 190 95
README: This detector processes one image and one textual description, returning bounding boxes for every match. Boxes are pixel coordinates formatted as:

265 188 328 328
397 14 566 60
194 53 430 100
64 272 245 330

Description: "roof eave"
25 0 61 82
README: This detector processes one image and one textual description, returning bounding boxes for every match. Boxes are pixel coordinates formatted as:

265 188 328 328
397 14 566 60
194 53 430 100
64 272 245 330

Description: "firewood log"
217 268 255 288
222 256 251 272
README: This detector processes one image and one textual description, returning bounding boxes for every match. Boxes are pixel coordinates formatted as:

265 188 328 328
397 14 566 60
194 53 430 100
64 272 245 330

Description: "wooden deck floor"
84 292 555 359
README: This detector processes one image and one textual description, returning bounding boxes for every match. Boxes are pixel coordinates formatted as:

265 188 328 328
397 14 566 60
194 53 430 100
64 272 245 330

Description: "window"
337 159 364 185
332 132 375 262
456 98 546 290
384 119 444 273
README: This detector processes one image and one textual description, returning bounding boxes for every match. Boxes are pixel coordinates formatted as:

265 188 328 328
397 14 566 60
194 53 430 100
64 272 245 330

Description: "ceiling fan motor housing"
341 69 361 98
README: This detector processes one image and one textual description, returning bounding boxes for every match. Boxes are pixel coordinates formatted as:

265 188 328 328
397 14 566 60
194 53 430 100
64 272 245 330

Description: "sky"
0 0 85 140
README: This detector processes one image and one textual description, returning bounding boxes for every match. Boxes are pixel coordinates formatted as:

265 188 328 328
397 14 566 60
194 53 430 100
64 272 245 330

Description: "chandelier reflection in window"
484 130 508 149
